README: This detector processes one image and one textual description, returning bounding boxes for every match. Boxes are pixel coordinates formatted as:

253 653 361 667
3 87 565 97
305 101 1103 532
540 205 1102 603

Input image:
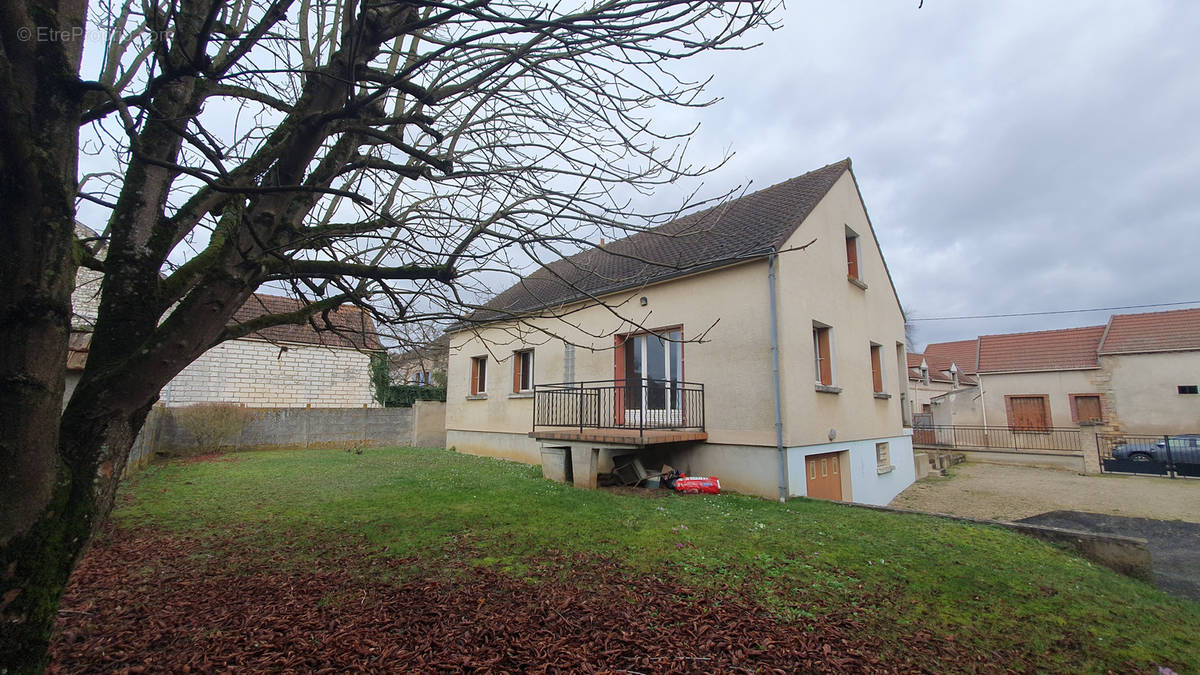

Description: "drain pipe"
768 248 787 502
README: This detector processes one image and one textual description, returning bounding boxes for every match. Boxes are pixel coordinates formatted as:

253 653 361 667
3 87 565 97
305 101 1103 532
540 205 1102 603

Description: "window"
875 442 891 472
813 323 833 386
1005 395 1050 431
870 343 884 394
1179 385 1199 395
412 371 431 385
845 228 860 280
512 349 534 393
1069 394 1104 424
470 356 487 395
564 343 576 383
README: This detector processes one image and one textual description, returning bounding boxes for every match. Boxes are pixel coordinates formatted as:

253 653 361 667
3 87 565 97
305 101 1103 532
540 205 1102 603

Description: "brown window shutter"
817 328 832 385
513 354 522 393
1075 395 1102 422
471 358 480 395
846 236 859 279
871 346 883 392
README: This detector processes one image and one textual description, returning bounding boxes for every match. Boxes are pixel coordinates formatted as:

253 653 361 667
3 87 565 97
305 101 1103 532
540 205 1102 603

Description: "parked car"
1111 434 1200 464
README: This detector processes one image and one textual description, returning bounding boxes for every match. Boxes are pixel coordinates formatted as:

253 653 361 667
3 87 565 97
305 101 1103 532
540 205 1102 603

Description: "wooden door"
1009 396 1049 431
805 452 843 501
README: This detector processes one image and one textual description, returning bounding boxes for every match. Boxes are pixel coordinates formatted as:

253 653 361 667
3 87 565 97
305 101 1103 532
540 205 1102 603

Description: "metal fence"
1096 433 1200 478
913 424 1081 453
532 379 705 434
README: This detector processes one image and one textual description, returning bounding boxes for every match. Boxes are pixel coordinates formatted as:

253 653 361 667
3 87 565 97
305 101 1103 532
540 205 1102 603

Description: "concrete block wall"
138 404 447 460
162 338 376 408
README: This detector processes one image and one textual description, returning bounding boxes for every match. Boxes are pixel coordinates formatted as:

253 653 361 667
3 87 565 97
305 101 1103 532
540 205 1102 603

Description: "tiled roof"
68 294 381 371
905 349 977 385
976 325 1105 373
66 333 90 371
231 294 382 350
923 339 979 375
1099 307 1200 355
466 159 853 323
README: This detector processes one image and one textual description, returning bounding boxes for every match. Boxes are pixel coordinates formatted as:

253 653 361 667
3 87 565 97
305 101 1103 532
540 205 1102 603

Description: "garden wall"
127 401 446 472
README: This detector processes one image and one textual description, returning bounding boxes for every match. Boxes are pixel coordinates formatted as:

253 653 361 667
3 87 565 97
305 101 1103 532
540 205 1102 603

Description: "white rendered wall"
786 434 915 506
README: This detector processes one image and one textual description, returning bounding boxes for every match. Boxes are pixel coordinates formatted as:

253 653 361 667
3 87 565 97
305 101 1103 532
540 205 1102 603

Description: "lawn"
52 446 1200 673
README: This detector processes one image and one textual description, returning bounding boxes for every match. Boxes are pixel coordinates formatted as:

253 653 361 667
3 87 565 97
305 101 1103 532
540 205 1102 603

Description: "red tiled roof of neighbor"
66 333 90 371
231 294 382 350
906 352 924 368
463 159 854 324
68 294 381 371
923 339 979 375
1099 307 1200 355
976 325 1105 373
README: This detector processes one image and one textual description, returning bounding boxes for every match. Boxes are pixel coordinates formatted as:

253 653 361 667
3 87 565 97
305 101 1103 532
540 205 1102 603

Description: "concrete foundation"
540 446 569 483
569 445 602 489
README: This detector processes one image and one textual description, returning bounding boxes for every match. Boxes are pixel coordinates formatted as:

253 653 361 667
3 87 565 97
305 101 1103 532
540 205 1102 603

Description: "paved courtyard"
889 462 1200 524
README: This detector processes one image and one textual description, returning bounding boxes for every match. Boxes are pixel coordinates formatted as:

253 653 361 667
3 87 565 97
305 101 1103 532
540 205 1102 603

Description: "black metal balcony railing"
532 379 705 433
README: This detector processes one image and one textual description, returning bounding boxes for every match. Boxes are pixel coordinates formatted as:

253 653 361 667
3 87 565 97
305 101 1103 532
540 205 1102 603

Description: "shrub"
382 384 446 408
171 403 260 454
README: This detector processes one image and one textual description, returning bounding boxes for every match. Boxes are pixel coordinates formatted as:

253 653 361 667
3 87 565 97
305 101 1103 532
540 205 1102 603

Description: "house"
907 341 977 417
925 307 1200 436
68 256 384 408
444 159 916 505
390 334 450 386
1095 307 1200 434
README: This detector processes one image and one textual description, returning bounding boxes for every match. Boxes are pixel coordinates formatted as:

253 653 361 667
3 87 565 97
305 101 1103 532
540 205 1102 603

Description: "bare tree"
0 0 777 667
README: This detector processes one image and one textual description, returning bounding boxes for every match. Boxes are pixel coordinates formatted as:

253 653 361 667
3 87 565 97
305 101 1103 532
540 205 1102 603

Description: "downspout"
768 248 787 502
978 372 989 439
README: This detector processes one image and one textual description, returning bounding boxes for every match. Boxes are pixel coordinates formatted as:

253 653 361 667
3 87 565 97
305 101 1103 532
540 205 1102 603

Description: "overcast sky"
635 0 1200 350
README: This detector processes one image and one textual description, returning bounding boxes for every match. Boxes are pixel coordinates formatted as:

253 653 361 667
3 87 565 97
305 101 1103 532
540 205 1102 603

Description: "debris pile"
602 457 720 495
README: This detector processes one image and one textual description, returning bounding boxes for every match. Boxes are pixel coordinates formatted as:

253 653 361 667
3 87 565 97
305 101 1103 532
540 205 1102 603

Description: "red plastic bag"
674 476 720 494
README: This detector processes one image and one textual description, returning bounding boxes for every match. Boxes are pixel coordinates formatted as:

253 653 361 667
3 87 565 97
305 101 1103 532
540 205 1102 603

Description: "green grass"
115 446 1200 672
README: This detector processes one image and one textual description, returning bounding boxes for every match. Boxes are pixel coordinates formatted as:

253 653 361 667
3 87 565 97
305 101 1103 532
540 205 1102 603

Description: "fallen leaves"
50 527 995 673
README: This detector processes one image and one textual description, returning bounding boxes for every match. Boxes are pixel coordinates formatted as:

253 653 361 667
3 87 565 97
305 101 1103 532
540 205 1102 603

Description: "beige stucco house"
445 159 916 505
927 307 1200 436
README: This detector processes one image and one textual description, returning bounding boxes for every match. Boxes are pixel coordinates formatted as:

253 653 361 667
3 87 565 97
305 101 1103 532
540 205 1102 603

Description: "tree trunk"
0 0 90 670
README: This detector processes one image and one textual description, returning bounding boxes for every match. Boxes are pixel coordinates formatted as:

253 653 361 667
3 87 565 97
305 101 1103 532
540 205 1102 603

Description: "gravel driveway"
889 462 1200 524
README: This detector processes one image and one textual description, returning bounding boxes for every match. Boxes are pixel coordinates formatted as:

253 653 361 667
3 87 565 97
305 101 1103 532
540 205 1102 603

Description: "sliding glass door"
623 329 683 426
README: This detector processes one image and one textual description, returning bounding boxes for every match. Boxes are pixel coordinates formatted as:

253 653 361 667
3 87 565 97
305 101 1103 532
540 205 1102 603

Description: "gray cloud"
639 1 1200 348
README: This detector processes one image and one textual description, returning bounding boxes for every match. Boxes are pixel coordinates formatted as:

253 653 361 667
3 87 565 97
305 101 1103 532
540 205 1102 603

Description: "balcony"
530 378 707 446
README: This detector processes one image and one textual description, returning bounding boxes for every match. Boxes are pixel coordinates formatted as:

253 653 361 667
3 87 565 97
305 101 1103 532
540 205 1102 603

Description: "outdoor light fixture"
640 296 648 306
828 428 837 441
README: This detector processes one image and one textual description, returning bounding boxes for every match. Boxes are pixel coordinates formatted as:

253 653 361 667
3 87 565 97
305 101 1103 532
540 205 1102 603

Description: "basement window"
876 442 894 474
1180 385 1199 395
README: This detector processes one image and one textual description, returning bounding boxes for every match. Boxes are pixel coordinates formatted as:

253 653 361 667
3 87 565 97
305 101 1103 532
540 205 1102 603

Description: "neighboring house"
1096 307 1200 434
390 334 450 386
926 307 1200 436
67 248 383 408
445 159 916 505
969 325 1107 431
907 343 977 417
